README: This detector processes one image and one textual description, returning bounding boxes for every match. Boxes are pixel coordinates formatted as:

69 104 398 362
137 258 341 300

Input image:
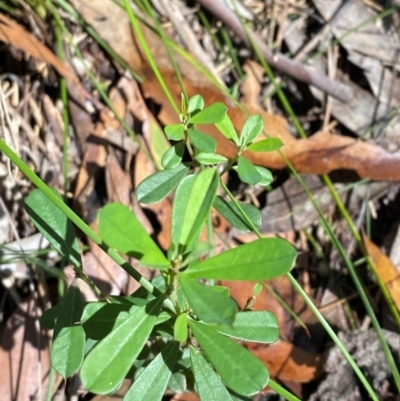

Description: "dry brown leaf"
74 86 125 211
0 13 78 84
363 233 400 310
0 294 50 401
68 0 400 180
171 392 200 401
247 340 325 383
240 60 264 107
144 68 400 180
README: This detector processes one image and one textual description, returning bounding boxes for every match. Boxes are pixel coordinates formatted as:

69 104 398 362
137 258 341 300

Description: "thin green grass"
6 1 399 399
53 16 69 197
207 0 400 395
106 2 399 398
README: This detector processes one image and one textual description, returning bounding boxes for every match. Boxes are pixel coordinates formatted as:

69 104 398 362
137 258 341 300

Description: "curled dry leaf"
240 60 265 108
63 0 400 180
0 13 78 84
362 233 400 311
247 340 325 383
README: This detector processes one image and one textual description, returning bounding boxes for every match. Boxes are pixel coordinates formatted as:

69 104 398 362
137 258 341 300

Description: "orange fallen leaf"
363 233 400 310
240 60 265 108
69 2 400 181
247 340 325 383
0 13 78 84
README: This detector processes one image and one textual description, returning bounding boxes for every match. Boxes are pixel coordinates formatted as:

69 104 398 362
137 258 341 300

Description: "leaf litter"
1 0 400 400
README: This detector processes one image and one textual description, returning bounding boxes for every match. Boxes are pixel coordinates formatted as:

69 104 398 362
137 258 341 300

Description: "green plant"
28 94 297 400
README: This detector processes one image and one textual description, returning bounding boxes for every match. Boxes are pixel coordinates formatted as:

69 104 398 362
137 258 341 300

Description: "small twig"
197 0 352 102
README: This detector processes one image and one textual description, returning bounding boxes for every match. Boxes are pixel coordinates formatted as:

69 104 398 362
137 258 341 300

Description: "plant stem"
221 180 379 401
268 379 301 401
0 140 154 294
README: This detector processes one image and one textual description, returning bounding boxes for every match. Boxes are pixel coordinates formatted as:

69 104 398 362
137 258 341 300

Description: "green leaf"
195 152 228 165
183 238 297 281
148 116 171 171
171 168 219 253
188 320 269 396
80 297 164 394
213 196 261 232
217 311 279 343
82 302 132 340
51 279 85 378
136 163 189 204
239 115 263 148
190 346 234 401
179 275 237 325
215 114 239 145
188 94 204 114
182 242 213 266
124 342 180 401
161 142 185 170
168 371 187 393
189 102 227 124
165 124 185 141
41 303 63 329
99 203 170 268
255 166 273 186
174 313 188 342
25 188 82 267
237 156 262 185
246 137 283 152
188 129 217 153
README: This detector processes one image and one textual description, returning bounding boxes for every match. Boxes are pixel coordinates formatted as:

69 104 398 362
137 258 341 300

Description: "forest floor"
1 0 400 400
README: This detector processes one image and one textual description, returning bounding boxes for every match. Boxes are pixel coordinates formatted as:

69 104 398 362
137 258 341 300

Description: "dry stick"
197 0 352 103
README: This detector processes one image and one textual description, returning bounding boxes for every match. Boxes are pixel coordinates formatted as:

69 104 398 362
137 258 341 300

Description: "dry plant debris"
1 0 400 400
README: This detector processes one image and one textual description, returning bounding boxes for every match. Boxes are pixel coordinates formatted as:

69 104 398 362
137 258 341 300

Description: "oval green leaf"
188 320 269 396
41 303 63 329
80 296 164 394
188 94 204 114
171 168 219 253
82 302 133 340
174 313 188 342
124 342 180 401
188 129 217 153
239 115 263 148
213 196 261 232
255 166 273 186
217 311 279 343
168 371 187 393
189 102 227 124
99 203 170 268
25 188 82 267
183 238 297 281
215 114 239 145
195 152 228 165
136 163 189 204
190 346 234 401
179 274 237 325
51 279 85 378
165 123 185 141
246 137 283 152
161 142 185 170
237 156 262 185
